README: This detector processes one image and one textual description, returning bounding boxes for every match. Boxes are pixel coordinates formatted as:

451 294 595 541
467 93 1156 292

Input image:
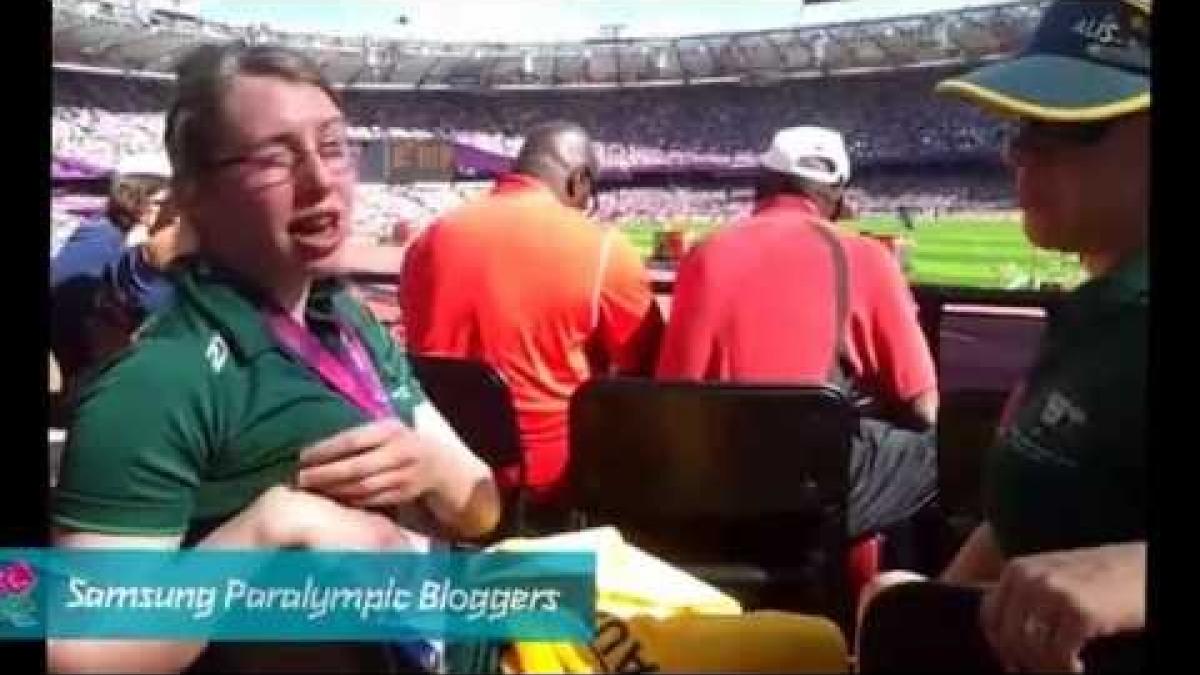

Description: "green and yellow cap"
937 0 1151 122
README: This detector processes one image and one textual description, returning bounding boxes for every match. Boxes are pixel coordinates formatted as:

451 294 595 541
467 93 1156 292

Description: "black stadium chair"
407 354 528 538
567 377 859 628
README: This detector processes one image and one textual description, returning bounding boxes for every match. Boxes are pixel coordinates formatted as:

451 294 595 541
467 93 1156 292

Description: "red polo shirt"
656 193 936 403
401 174 658 497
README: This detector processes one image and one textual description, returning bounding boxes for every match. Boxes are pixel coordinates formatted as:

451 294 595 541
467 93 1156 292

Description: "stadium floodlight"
599 23 625 41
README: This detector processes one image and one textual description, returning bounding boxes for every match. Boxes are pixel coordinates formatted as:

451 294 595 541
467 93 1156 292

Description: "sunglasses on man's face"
1007 119 1113 152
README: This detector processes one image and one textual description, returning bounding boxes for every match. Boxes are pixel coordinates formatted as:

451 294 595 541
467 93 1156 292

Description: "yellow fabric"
491 527 849 674
493 527 741 618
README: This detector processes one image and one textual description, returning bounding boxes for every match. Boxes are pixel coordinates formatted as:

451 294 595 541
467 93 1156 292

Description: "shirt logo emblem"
1040 391 1087 431
205 334 229 373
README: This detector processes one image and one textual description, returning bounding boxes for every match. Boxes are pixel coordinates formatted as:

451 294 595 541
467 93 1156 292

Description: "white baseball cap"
114 151 172 179
759 126 851 186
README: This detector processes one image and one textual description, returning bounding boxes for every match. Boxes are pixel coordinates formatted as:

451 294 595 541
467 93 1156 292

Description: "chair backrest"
567 378 856 558
407 354 523 474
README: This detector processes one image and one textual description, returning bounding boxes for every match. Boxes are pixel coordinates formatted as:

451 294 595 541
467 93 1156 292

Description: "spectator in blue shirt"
51 152 178 391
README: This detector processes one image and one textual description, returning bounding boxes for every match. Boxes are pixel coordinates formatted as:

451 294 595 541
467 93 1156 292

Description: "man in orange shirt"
400 121 664 508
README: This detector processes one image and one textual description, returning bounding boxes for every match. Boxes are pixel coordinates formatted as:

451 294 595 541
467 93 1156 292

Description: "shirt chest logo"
1003 390 1089 469
205 334 229 373
1039 390 1088 432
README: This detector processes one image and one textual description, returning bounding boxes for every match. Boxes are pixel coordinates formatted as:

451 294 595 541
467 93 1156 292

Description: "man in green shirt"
50 43 500 673
859 1 1148 672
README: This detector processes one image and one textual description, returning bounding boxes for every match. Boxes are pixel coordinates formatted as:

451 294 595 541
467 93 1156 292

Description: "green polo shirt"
985 249 1147 557
53 260 426 538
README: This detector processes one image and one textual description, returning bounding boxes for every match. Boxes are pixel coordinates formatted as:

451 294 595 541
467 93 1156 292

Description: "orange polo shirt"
400 174 657 496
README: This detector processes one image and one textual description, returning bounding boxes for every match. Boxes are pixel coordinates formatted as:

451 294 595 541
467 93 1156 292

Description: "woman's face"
181 74 356 293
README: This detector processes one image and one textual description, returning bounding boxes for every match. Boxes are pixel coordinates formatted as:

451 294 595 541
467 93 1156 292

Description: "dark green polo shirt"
53 260 426 537
985 250 1147 557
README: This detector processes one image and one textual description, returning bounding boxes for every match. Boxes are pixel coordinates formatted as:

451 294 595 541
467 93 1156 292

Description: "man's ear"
566 169 589 210
830 187 847 221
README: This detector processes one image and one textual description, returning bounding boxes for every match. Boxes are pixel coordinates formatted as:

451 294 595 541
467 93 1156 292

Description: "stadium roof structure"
53 0 1049 91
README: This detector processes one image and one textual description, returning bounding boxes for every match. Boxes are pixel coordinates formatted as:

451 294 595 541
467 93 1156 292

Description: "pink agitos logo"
0 562 34 595
0 561 37 629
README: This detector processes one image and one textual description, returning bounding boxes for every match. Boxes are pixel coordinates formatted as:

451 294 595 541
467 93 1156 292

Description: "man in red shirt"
657 126 938 539
401 121 663 508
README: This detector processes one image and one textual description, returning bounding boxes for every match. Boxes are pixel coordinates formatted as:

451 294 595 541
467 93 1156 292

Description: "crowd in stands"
55 67 1005 170
857 171 1013 212
351 181 492 239
54 170 1012 253
415 70 1005 168
53 65 1014 241
596 187 752 224
53 108 164 170
592 173 1012 224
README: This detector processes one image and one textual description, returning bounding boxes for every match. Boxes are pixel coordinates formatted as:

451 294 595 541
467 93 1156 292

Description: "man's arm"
589 306 664 377
940 521 1007 585
593 233 665 376
862 240 939 430
910 389 939 429
51 220 124 288
397 227 434 352
655 247 721 379
413 402 502 539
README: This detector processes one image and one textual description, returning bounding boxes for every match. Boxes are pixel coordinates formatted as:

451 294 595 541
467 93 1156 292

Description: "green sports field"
623 213 1083 290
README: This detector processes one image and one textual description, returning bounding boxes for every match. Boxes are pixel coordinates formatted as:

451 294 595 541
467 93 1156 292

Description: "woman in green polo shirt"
50 43 500 673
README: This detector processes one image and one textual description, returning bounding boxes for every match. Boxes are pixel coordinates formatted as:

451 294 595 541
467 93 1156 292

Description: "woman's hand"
980 542 1146 673
294 418 449 509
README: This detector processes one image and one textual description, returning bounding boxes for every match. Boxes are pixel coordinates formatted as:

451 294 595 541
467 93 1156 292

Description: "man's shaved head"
513 120 599 211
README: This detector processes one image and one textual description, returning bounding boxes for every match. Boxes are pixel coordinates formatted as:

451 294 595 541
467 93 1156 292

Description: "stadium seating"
567 378 860 629
407 355 528 539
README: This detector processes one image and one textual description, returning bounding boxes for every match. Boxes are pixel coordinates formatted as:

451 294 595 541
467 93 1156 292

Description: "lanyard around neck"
265 310 393 421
